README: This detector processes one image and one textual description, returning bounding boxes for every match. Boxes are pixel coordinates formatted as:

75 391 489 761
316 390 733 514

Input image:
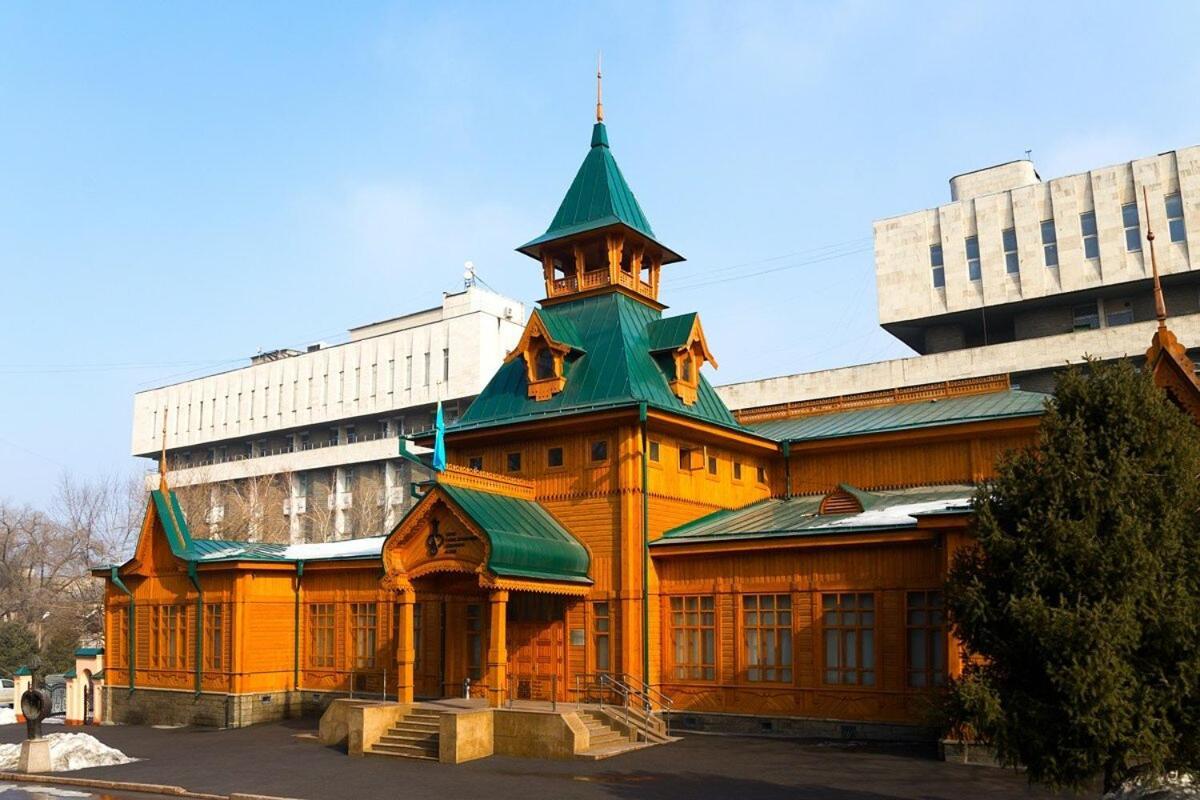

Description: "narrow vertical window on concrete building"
822 593 875 686
443 347 450 383
424 352 431 387
1002 228 1019 274
743 594 793 682
670 596 716 680
1166 193 1186 243
386 359 394 395
593 602 611 673
929 244 945 288
1123 202 1142 252
1041 219 1058 267
906 591 945 688
965 236 981 281
405 355 413 389
1081 211 1099 259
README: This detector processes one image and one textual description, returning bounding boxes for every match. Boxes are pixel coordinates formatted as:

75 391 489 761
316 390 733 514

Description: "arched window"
535 347 556 381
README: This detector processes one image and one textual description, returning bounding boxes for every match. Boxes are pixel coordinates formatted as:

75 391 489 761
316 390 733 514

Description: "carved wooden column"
395 589 415 704
485 589 509 708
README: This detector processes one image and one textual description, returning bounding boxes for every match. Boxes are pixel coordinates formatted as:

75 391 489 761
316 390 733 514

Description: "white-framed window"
930 244 945 288
1122 203 1142 252
1002 228 1019 274
1080 211 1099 260
965 236 981 281
1041 219 1058 267
1165 193 1186 243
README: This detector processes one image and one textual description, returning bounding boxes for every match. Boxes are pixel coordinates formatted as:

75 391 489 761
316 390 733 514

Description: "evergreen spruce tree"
946 360 1200 794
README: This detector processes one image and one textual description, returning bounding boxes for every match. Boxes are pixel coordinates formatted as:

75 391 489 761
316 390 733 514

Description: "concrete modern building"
132 285 526 543
719 144 1200 411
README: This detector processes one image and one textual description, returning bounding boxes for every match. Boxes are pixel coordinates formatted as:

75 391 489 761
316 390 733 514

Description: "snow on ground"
0 733 136 772
0 709 15 726
0 784 90 797
1105 772 1200 799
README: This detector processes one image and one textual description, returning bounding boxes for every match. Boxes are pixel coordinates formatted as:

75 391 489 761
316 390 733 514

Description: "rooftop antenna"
463 261 476 289
1143 185 1168 329
159 407 170 493
596 51 604 123
1024 148 1033 161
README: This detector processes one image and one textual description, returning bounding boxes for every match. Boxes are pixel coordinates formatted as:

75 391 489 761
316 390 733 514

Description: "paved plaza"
0 721 1087 800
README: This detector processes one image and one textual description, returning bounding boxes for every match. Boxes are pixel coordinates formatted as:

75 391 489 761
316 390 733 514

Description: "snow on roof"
820 497 973 529
283 536 386 561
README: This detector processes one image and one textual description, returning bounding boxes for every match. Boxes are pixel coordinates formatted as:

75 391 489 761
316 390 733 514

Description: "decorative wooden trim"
438 464 536 499
650 530 941 557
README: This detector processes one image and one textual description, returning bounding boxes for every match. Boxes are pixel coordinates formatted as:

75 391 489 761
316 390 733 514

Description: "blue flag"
432 400 446 472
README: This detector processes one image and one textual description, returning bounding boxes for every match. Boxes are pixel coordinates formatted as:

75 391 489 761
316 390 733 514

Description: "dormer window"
648 313 717 407
503 311 582 402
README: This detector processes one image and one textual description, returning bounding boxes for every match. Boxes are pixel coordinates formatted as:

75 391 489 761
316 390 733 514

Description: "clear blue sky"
3 2 1199 506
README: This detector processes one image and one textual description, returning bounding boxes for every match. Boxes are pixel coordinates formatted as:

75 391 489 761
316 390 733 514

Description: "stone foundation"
105 686 353 728
664 710 937 743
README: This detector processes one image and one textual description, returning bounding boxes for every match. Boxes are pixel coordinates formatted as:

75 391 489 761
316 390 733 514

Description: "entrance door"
506 595 565 702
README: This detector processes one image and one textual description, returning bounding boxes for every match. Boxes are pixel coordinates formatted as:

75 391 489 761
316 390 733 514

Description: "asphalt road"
0 720 1084 800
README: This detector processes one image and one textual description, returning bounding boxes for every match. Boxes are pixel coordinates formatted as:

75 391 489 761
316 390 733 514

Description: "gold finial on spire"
595 51 604 123
159 407 170 494
1143 185 1168 330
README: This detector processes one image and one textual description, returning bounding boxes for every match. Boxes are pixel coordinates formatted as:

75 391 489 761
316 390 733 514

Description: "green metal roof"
518 123 682 262
748 390 1049 443
74 647 104 657
646 313 698 352
534 309 586 351
451 292 741 435
653 485 974 546
440 484 591 584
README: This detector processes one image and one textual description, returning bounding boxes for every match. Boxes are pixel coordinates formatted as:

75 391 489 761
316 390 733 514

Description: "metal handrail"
572 672 673 738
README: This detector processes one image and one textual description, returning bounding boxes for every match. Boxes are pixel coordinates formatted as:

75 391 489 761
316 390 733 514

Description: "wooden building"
90 111 1200 738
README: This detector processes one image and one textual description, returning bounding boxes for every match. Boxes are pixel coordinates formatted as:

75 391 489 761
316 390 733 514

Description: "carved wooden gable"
382 495 488 588
503 312 573 401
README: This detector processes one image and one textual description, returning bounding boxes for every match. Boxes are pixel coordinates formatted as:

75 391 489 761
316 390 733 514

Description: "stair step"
371 741 439 760
393 720 440 732
379 732 439 745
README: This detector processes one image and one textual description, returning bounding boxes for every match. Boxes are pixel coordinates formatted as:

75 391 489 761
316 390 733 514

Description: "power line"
668 243 874 292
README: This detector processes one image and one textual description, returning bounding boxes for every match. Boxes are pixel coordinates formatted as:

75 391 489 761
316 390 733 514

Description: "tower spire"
595 52 604 123
1144 186 1168 330
159 407 170 493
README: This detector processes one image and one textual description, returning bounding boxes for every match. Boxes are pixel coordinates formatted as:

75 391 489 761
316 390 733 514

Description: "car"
0 678 13 707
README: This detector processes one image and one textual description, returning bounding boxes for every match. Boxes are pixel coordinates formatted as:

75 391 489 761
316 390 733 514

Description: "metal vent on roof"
819 489 863 516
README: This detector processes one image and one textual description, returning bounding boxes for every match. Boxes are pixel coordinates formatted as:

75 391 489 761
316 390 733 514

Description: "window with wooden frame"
149 605 186 670
547 446 564 468
467 455 484 471
742 594 793 682
756 465 768 484
733 461 743 480
590 440 608 462
706 454 718 475
308 603 336 669
506 452 522 472
593 602 611 673
906 591 946 688
678 446 702 472
466 604 484 681
110 608 127 667
648 441 660 462
351 603 378 669
822 593 875 686
669 596 716 680
203 604 224 671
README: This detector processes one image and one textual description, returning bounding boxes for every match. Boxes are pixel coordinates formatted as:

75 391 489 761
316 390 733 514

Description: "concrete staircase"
576 708 654 760
369 708 441 761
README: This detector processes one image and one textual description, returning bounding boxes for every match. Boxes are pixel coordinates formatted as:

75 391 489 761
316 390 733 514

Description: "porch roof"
439 484 592 584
